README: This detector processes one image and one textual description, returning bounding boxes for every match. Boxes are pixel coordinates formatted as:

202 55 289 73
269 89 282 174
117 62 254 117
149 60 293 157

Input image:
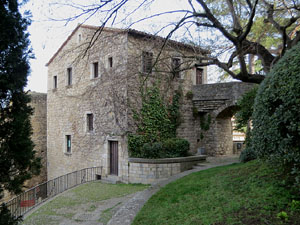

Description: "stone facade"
46 25 207 181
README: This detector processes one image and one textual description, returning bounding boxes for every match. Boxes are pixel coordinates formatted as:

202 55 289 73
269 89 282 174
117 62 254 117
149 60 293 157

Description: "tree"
0 0 40 223
250 42 300 189
46 0 300 83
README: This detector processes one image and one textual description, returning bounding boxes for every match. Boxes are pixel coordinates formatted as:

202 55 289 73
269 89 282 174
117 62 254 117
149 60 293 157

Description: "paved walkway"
107 155 239 225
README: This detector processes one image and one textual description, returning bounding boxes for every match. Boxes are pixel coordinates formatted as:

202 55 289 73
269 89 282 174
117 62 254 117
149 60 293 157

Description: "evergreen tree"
0 0 40 223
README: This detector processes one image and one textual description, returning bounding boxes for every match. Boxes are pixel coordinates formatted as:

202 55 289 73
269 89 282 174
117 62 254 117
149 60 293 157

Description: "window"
66 135 71 153
87 113 93 131
92 62 99 78
67 67 72 86
108 57 113 68
142 51 153 73
172 58 181 78
196 68 203 85
53 76 57 89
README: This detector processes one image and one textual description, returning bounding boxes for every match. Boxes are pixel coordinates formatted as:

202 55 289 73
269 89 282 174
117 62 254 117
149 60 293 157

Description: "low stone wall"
128 156 206 184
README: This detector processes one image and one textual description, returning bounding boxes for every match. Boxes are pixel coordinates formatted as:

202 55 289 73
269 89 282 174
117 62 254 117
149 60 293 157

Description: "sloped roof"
46 24 208 67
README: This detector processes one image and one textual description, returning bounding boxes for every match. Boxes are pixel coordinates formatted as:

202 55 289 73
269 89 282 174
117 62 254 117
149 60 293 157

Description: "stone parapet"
127 156 206 184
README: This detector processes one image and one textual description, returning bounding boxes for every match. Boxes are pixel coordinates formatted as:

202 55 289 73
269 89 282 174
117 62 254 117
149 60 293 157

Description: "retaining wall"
127 156 206 184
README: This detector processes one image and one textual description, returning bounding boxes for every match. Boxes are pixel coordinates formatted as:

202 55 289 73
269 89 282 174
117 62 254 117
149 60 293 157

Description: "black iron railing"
4 166 102 218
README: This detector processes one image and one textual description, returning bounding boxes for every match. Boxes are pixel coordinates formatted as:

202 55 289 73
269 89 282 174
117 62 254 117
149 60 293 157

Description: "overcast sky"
23 0 218 93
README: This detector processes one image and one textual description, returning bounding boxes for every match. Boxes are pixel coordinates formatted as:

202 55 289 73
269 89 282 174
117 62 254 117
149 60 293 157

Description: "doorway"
109 141 118 175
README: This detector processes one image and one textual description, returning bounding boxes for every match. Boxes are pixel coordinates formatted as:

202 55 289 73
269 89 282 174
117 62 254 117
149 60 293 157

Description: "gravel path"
108 155 240 225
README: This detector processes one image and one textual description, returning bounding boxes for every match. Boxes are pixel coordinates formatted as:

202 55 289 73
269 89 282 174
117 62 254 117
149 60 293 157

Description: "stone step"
101 175 121 184
193 164 207 169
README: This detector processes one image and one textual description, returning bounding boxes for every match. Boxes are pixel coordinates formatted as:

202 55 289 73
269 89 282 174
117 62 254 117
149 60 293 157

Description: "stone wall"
128 156 206 184
26 92 47 187
47 27 129 180
46 25 208 182
178 82 255 156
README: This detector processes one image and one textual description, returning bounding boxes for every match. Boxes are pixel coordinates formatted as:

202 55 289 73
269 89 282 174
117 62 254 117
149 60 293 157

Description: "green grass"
23 181 147 225
133 160 300 225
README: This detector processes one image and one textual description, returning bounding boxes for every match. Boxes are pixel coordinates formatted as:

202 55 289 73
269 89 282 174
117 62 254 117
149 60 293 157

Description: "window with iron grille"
87 113 93 131
67 67 72 86
172 58 181 78
142 51 153 73
93 62 99 78
66 135 71 153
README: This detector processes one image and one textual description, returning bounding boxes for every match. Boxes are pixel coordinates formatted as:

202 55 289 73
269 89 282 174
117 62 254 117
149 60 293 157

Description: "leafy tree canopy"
45 0 300 83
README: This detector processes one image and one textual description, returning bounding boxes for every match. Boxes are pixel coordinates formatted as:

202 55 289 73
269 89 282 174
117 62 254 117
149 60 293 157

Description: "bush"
128 136 190 159
141 142 163 159
163 138 190 158
251 42 300 188
240 146 257 163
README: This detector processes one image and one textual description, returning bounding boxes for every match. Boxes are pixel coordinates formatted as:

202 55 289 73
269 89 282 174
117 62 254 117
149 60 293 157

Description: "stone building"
46 24 208 181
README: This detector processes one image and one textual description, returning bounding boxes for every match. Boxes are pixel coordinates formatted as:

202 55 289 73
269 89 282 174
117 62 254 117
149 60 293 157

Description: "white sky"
23 0 220 93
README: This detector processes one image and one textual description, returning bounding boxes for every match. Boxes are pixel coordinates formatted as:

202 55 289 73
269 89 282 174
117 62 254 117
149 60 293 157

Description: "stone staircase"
101 175 122 184
192 162 208 169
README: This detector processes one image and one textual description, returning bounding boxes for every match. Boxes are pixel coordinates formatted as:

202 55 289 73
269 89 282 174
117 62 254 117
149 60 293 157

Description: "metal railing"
4 166 102 218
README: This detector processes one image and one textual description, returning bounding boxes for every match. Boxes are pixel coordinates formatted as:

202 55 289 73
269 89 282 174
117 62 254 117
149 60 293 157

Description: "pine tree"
0 0 40 223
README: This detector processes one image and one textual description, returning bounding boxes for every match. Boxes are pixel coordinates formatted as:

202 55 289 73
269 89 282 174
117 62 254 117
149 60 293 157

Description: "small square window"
67 67 72 86
93 62 99 78
53 76 57 89
108 57 113 68
87 113 93 131
66 135 71 153
142 51 153 73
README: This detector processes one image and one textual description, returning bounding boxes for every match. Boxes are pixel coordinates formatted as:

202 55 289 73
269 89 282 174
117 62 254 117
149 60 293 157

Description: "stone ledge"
128 155 207 164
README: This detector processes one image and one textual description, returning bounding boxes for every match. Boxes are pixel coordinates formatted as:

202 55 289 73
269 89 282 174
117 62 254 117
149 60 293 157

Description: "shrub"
163 138 189 158
239 145 256 163
251 42 300 188
141 142 163 159
128 136 190 159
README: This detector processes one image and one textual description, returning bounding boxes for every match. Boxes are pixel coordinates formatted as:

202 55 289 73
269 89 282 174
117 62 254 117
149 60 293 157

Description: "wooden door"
109 141 118 175
196 68 203 84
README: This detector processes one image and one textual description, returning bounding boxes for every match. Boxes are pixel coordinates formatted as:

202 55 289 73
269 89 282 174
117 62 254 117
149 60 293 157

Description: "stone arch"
195 104 240 156
212 105 238 155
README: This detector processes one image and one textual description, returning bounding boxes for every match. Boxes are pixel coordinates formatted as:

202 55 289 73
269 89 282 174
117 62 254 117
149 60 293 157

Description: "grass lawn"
133 160 300 225
23 181 147 225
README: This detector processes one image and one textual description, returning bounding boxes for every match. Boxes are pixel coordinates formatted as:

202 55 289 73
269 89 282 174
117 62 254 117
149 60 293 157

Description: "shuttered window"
142 51 153 73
